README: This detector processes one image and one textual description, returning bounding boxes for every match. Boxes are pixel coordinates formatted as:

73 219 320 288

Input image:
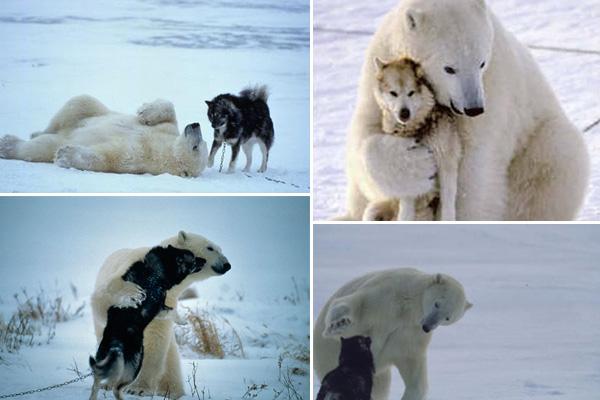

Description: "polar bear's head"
398 0 493 117
161 231 231 288
421 273 472 333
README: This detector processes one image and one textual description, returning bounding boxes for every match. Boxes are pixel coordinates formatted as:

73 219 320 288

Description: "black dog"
317 336 375 400
205 85 274 173
89 245 206 400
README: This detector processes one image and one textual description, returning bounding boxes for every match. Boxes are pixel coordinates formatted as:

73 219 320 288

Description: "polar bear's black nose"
464 107 484 117
223 262 231 272
422 325 431 333
399 108 410 121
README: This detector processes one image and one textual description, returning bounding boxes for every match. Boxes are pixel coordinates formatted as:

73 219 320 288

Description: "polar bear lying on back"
0 95 209 177
314 268 471 400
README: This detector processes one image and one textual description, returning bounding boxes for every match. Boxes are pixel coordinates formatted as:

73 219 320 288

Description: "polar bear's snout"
211 255 231 275
420 309 440 333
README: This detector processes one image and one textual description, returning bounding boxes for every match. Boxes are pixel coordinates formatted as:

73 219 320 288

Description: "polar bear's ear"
178 231 188 245
406 9 424 31
373 57 387 71
465 301 473 311
434 273 443 284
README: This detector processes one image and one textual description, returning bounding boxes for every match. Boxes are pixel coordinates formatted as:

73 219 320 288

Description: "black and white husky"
205 85 274 173
316 336 374 400
89 245 206 400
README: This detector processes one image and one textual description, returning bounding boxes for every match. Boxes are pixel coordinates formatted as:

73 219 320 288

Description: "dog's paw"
115 282 146 308
0 135 21 159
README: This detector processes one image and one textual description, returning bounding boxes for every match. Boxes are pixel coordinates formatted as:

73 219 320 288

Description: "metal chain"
218 143 227 173
0 372 92 399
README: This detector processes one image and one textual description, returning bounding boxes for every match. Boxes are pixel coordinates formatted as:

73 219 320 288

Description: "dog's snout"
464 107 484 117
190 122 200 129
399 108 410 121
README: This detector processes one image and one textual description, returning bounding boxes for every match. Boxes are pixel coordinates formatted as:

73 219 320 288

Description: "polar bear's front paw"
324 303 354 337
115 282 146 308
0 135 21 159
362 134 437 198
55 145 100 170
137 99 176 126
363 200 399 221
326 317 353 336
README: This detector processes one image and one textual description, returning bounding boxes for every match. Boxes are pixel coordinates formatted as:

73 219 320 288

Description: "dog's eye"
207 246 214 251
390 91 398 97
446 317 450 321
480 61 485 69
407 91 415 97
444 66 456 74
193 145 198 151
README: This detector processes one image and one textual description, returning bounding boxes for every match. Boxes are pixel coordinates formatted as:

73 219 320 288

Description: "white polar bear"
0 95 209 177
314 268 471 400
91 231 231 399
342 0 589 221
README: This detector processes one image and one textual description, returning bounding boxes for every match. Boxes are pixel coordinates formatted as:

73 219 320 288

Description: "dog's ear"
205 100 212 107
167 244 174 249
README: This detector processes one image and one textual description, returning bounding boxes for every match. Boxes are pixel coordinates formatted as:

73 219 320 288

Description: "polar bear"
342 0 589 221
91 231 231 399
314 268 472 400
0 95 209 177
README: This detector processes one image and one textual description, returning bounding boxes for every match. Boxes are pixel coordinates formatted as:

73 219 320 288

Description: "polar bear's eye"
446 317 450 321
434 302 440 309
207 246 214 251
444 66 456 75
390 91 398 97
407 91 415 97
480 61 486 69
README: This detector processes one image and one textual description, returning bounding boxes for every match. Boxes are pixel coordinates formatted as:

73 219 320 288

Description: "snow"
313 0 600 219
313 224 600 399
0 0 309 193
0 197 310 399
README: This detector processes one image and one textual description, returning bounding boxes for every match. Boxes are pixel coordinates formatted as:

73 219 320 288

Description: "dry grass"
186 362 213 400
0 287 85 356
176 307 245 359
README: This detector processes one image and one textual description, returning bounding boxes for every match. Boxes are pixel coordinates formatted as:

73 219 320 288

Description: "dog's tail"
239 85 269 102
89 347 124 381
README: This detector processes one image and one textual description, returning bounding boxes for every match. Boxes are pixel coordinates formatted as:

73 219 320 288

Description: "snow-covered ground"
0 197 310 399
0 0 309 193
313 0 600 219
313 224 600 399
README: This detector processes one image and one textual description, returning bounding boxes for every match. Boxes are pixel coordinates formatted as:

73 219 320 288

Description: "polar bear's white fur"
91 231 231 399
342 0 589 221
0 95 208 177
314 268 471 400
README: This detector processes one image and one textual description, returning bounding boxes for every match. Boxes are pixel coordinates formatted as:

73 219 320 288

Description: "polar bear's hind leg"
43 95 110 134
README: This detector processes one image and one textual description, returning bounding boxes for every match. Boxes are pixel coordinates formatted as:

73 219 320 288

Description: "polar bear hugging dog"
344 0 589 220
91 231 231 398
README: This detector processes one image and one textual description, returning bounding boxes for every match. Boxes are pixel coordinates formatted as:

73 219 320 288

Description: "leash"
218 143 228 173
0 372 92 398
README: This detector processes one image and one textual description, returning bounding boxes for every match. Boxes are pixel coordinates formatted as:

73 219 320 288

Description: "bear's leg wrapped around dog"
396 355 428 400
242 140 253 172
227 142 241 173
207 139 223 168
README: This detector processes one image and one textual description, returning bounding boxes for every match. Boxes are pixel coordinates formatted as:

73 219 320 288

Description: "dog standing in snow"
362 57 462 221
205 85 274 173
89 245 207 400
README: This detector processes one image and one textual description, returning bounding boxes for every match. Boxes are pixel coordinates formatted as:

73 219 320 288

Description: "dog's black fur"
89 245 206 399
316 336 375 400
205 85 274 173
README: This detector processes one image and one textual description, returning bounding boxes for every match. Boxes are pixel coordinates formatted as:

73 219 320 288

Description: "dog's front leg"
207 139 223 168
227 142 241 173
